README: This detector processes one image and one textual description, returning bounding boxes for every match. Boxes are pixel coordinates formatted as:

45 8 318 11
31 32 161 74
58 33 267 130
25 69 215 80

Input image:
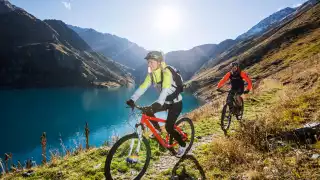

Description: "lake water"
0 87 201 164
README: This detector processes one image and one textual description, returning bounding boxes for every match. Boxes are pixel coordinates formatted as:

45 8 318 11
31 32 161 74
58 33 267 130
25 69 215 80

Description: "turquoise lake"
0 87 201 164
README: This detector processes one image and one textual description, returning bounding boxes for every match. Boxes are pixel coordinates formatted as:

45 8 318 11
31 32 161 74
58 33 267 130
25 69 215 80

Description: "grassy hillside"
183 2 320 179
188 2 320 101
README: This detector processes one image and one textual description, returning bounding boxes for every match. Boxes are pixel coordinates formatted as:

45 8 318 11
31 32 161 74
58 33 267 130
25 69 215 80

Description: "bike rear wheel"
221 104 232 132
169 118 195 157
104 133 151 180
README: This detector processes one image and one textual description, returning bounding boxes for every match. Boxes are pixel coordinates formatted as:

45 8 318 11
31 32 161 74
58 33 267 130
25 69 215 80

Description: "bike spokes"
109 137 148 179
221 104 232 131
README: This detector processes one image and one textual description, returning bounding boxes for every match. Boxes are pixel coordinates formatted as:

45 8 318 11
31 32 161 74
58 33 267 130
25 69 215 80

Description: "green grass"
194 116 222 138
248 28 320 78
190 85 320 179
3 134 170 180
3 148 108 180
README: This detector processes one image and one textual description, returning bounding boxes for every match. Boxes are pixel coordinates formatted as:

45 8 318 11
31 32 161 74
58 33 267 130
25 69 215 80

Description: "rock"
22 170 34 177
271 168 278 174
266 175 274 179
267 123 320 147
94 163 101 170
311 154 320 159
304 122 320 128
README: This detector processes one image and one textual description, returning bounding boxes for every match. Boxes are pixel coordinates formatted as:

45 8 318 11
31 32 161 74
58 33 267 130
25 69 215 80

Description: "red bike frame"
139 113 188 148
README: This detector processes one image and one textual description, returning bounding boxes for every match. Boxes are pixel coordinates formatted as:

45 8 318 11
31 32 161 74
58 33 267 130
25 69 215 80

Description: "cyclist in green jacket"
126 51 186 157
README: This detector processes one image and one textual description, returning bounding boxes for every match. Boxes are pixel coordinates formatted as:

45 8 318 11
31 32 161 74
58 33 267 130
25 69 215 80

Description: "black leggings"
145 101 186 147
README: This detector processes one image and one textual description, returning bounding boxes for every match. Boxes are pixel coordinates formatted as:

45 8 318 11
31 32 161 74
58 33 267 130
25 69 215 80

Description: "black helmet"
144 51 164 62
231 62 239 67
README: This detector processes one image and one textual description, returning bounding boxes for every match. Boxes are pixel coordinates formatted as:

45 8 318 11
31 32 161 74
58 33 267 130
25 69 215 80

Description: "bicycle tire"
221 104 232 132
168 118 195 157
104 133 151 180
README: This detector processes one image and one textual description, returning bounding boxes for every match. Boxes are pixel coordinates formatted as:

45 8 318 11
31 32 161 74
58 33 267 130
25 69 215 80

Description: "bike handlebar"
217 89 250 94
126 104 144 111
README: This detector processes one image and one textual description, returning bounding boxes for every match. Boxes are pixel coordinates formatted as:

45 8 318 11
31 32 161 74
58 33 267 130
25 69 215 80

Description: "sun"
154 6 181 34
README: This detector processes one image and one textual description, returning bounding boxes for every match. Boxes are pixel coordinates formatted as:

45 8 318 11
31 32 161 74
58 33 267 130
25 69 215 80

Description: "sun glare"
154 6 181 34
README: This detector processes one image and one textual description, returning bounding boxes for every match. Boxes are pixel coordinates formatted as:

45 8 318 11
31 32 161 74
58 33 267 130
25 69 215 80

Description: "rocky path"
149 135 214 174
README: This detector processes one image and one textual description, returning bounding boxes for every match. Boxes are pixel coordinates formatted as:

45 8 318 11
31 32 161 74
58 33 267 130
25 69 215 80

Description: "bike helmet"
231 62 239 67
144 51 164 62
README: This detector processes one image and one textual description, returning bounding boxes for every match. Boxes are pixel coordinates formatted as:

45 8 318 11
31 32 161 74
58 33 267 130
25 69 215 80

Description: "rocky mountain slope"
68 25 148 69
0 0 132 88
165 40 236 80
194 0 319 76
236 7 296 41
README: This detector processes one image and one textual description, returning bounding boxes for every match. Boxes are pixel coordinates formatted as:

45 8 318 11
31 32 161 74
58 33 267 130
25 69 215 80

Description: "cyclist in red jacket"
217 62 252 111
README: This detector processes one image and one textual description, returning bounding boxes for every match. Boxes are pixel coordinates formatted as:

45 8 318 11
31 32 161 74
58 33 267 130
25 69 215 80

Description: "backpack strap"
158 66 178 92
150 67 165 89
160 67 165 90
150 73 155 86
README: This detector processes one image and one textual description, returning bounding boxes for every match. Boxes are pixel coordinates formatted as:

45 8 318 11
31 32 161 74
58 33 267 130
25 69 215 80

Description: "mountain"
43 20 91 51
0 0 132 88
164 7 299 81
236 7 296 40
194 0 319 76
194 39 236 75
68 25 148 69
188 0 320 99
165 39 236 80
164 44 216 80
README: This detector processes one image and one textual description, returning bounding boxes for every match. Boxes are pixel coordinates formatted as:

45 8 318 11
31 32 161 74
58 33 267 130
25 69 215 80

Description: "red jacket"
217 71 252 91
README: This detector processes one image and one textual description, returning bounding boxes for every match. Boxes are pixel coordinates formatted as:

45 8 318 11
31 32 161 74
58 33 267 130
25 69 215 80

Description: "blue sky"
10 0 307 53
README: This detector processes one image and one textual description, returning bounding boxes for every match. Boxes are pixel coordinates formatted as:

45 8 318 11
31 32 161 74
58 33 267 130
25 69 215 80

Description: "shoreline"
0 81 135 91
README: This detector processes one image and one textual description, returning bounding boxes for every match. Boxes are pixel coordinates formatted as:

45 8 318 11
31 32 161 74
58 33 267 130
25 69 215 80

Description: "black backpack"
157 65 184 101
150 65 184 100
164 66 184 94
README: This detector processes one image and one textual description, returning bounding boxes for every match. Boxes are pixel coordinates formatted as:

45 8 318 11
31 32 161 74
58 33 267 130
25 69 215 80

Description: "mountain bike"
217 89 245 134
104 104 195 180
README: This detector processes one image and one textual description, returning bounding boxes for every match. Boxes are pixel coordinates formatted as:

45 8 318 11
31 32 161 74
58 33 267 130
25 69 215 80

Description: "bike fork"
128 134 142 156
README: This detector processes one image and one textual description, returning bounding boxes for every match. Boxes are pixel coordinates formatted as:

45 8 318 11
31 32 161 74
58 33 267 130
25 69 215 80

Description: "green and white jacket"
131 62 182 105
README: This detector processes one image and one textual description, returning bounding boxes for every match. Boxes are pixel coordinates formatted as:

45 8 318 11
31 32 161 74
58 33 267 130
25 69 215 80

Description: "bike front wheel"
221 104 232 132
104 133 151 180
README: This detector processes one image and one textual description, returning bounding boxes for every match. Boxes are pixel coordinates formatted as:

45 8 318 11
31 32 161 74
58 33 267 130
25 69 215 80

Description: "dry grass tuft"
202 137 255 170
